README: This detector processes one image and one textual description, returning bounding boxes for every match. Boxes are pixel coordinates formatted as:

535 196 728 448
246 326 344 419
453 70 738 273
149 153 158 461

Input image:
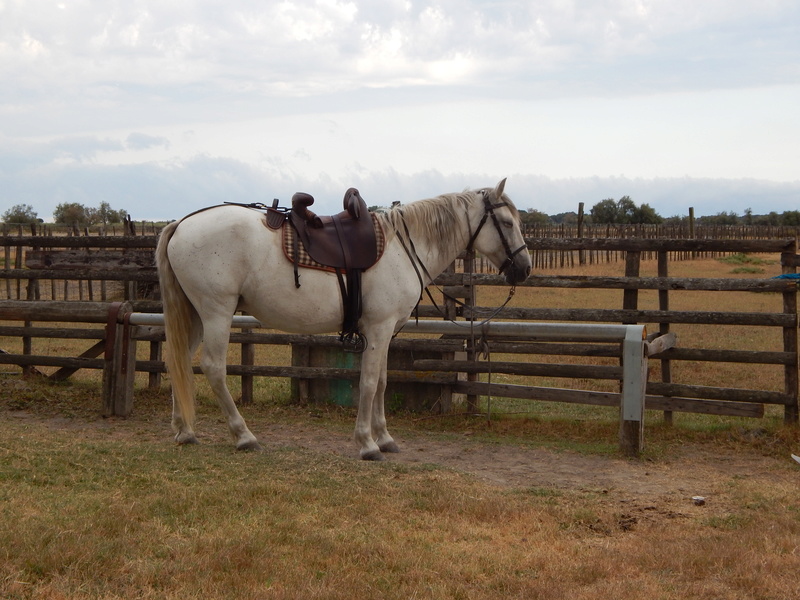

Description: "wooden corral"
1 231 798 449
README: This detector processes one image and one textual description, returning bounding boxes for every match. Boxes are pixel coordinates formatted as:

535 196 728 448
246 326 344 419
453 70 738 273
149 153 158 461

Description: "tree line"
1 202 128 226
519 196 800 227
4 197 799 228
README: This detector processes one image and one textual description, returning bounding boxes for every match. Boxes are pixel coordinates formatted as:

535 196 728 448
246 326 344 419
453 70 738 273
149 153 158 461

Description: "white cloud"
125 133 170 151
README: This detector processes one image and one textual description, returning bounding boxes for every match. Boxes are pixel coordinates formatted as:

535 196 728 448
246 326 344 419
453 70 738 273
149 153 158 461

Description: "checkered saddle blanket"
282 209 385 272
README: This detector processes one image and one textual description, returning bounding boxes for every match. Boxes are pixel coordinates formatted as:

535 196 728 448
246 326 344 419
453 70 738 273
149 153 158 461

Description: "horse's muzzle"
504 255 532 285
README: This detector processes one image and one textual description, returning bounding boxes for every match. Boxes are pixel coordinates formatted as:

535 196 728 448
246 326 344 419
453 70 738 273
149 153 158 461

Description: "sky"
1 0 799 222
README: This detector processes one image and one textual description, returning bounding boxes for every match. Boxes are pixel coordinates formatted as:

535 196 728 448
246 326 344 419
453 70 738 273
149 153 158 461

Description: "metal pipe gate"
124 313 650 455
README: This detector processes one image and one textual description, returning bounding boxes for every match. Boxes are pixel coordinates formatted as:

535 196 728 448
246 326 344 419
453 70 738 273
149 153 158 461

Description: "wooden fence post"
781 241 799 424
241 325 254 404
148 339 162 390
619 325 647 456
102 301 136 417
658 250 673 425
622 250 641 319
462 249 479 413
577 202 585 265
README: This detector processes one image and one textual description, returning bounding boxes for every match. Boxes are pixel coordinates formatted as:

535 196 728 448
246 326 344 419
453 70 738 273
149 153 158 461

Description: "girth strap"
289 217 302 288
336 268 366 352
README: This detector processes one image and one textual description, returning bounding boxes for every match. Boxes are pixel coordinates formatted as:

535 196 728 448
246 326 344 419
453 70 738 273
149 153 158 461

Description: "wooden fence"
4 222 800 300
522 223 800 268
1 232 798 436
2 234 157 302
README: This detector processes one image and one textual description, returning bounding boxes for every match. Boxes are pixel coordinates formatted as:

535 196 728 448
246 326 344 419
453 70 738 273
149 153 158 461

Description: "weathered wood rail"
1 233 798 444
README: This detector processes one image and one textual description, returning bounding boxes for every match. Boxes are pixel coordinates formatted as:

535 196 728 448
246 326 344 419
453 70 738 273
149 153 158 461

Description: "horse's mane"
377 188 519 255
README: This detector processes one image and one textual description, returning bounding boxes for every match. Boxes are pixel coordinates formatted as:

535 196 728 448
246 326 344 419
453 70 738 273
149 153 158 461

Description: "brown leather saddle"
287 188 378 271
264 188 379 352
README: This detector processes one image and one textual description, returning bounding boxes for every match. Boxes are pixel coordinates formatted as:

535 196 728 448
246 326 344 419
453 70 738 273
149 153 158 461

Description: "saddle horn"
292 192 322 227
343 188 363 221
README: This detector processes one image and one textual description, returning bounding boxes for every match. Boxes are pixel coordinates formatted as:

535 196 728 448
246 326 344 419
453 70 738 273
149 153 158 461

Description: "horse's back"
166 206 278 307
167 205 348 332
169 205 270 252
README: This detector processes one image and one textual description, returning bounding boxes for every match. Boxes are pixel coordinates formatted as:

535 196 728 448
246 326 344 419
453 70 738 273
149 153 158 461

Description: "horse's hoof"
361 449 386 461
175 433 200 445
236 440 264 452
379 441 401 454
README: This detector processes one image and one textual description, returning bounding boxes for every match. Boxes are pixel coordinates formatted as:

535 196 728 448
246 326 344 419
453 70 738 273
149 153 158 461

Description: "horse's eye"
503 220 513 229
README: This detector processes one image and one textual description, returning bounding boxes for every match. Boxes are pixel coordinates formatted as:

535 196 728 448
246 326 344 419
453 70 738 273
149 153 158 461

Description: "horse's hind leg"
200 316 262 451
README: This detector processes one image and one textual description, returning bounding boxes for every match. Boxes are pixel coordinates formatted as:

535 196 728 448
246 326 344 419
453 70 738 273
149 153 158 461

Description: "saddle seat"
277 187 382 352
288 188 378 270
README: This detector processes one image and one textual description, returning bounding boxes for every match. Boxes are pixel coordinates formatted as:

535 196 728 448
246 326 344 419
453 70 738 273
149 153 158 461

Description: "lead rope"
395 195 520 423
469 327 493 426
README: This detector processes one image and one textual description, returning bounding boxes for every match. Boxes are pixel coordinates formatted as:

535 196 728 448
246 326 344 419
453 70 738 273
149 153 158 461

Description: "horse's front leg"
371 348 399 454
354 329 394 460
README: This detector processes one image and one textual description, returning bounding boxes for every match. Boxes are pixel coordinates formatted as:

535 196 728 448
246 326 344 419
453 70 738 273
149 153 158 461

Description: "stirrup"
341 331 367 353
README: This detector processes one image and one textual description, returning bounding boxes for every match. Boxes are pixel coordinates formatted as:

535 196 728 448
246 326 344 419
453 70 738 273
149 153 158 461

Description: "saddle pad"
282 213 386 272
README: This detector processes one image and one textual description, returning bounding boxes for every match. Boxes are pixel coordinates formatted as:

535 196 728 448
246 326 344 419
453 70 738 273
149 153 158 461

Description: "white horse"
155 179 531 460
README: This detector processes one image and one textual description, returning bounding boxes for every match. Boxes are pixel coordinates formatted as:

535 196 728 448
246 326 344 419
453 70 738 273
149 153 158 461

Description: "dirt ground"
7 405 797 514
262 422 794 502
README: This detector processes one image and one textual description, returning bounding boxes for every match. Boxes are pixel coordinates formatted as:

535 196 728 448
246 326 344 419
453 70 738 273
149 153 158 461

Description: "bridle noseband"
465 190 527 275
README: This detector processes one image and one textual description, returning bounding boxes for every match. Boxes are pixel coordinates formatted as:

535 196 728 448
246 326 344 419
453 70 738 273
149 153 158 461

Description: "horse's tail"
155 220 197 431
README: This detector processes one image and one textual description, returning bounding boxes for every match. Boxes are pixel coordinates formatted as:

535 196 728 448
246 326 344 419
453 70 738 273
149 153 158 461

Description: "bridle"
465 189 528 276
396 189 528 421
395 189 527 327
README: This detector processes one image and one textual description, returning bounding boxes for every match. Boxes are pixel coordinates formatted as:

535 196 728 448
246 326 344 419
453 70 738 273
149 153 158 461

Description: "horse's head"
467 179 532 285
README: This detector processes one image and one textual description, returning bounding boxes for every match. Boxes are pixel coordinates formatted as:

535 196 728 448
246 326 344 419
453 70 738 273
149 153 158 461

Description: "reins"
395 189 521 328
394 189 526 424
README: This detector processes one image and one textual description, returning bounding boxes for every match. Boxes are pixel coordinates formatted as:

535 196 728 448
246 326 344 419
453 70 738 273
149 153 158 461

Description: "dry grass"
2 383 800 600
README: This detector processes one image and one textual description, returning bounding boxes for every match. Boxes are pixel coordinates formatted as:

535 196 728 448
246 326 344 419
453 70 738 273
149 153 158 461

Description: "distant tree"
782 210 800 226
754 212 780 226
616 196 637 223
590 197 663 224
589 199 619 224
698 211 739 226
634 203 663 225
53 202 88 226
551 212 578 225
95 201 126 224
718 211 740 225
663 215 688 226
2 203 39 224
519 208 550 227
53 201 126 226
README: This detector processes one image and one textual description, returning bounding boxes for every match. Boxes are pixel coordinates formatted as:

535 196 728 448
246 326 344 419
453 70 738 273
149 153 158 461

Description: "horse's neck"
403 208 471 281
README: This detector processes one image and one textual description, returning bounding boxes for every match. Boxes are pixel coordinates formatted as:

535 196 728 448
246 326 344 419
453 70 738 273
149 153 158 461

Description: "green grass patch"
717 252 771 266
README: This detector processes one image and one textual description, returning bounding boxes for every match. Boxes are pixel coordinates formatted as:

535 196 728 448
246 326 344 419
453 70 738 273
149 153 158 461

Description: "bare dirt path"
12 405 793 513
261 422 787 498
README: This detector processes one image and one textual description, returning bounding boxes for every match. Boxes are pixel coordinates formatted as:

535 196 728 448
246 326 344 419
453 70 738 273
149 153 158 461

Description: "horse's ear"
493 178 507 199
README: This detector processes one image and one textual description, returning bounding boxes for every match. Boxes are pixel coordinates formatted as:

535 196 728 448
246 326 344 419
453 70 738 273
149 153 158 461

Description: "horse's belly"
240 268 346 334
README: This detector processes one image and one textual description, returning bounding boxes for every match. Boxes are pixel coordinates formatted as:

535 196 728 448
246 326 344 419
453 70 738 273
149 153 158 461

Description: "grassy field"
2 253 800 599
2 382 800 600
